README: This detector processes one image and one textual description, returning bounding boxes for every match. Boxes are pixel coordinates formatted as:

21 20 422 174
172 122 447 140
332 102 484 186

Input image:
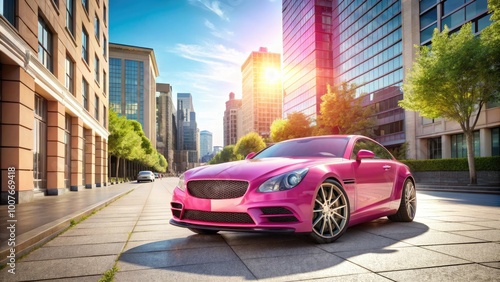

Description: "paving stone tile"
335 246 467 272
22 243 124 261
424 242 500 262
424 222 491 231
0 255 115 281
301 273 392 282
383 230 484 245
44 233 129 246
123 236 227 253
452 229 500 241
241 252 368 281
114 260 257 281
231 240 325 259
380 263 500 282
117 246 238 271
316 229 411 253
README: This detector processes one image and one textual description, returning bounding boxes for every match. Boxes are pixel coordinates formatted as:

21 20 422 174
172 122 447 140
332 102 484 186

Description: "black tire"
310 179 350 244
137 180 141 183
188 228 219 235
388 178 417 222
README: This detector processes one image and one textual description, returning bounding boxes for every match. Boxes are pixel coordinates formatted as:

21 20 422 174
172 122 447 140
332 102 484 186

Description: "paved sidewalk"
0 181 138 265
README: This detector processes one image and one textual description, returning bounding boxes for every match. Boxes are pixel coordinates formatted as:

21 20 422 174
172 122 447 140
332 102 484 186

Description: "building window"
103 105 107 128
94 13 100 41
428 137 442 159
1 0 16 26
34 95 47 190
65 55 74 94
38 17 53 72
451 131 480 158
66 0 74 35
64 114 72 189
492 127 500 156
82 0 88 13
82 27 89 63
95 94 99 120
103 35 107 58
103 70 107 95
82 78 89 110
94 54 100 83
103 3 107 24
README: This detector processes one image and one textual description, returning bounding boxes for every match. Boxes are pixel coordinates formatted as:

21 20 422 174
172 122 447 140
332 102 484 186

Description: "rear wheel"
310 179 350 244
388 178 416 222
188 228 219 235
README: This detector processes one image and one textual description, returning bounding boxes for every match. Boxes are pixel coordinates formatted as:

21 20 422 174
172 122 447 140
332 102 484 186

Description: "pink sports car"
170 135 416 243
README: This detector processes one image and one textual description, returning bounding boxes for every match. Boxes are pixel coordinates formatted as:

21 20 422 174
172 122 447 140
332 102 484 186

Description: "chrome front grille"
187 180 248 199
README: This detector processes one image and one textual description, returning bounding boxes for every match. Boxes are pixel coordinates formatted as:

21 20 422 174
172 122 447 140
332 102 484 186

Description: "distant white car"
137 171 155 182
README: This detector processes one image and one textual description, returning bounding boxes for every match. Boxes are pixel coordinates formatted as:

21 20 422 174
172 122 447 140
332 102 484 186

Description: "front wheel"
188 228 219 235
388 178 417 222
310 179 350 244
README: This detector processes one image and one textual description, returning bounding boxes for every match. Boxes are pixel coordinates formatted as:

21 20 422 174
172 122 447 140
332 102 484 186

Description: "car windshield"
253 137 349 159
139 171 151 175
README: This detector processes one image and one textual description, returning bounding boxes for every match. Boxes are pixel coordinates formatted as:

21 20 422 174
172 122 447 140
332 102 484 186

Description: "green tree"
234 132 266 158
108 110 141 180
270 112 313 142
316 83 375 136
209 145 240 164
400 23 500 184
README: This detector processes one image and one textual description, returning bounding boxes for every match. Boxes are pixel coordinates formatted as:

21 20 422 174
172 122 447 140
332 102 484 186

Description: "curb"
417 185 500 195
0 185 136 266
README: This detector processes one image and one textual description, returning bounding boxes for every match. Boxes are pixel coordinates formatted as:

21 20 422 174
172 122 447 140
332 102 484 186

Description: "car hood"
185 157 346 182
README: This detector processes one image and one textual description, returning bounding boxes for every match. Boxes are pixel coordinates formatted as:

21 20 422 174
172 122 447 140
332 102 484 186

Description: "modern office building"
409 0 499 159
1 0 109 203
175 93 199 172
109 43 158 148
282 0 499 159
223 92 242 146
282 0 334 120
156 83 177 173
241 47 282 139
199 130 213 162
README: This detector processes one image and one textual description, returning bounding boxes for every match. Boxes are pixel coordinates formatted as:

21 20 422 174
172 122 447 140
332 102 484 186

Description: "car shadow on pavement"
118 220 429 280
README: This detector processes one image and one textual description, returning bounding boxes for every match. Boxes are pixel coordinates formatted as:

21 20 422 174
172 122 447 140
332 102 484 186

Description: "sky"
108 0 283 147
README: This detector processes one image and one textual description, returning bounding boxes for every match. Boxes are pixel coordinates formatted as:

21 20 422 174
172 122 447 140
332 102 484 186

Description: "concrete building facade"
223 92 242 146
156 83 176 174
241 47 282 139
108 43 158 148
1 0 109 203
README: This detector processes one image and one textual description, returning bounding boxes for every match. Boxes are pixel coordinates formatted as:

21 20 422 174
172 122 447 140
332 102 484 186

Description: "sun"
264 67 281 84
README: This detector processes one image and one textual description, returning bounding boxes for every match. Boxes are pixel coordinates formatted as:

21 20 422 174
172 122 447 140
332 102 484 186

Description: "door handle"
383 165 391 170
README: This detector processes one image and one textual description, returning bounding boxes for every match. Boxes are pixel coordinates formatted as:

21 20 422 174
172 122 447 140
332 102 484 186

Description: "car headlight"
177 173 186 191
258 168 309 193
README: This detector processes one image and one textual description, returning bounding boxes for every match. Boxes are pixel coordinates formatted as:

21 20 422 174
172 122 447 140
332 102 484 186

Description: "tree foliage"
234 132 266 158
108 109 167 177
270 112 313 142
400 22 500 184
208 145 240 164
315 83 376 136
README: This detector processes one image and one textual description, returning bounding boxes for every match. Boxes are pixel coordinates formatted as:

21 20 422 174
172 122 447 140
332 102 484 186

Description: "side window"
351 139 393 160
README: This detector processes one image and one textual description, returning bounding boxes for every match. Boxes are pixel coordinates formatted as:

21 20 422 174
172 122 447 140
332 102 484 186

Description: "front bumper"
169 180 317 233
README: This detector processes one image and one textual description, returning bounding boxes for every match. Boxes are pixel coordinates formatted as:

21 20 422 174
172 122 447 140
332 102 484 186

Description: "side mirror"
245 152 256 159
356 149 375 161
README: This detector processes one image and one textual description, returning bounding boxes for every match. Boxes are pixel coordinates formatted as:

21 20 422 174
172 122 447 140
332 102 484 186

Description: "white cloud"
188 0 229 21
204 19 234 39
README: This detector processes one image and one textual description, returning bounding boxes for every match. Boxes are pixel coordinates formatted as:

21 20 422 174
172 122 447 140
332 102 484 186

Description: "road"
1 178 499 281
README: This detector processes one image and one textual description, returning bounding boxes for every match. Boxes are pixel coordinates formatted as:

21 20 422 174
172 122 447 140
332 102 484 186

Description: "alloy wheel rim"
405 181 417 219
312 183 348 238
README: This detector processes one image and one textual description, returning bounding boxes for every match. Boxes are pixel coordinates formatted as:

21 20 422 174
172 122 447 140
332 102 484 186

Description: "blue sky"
109 0 282 146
